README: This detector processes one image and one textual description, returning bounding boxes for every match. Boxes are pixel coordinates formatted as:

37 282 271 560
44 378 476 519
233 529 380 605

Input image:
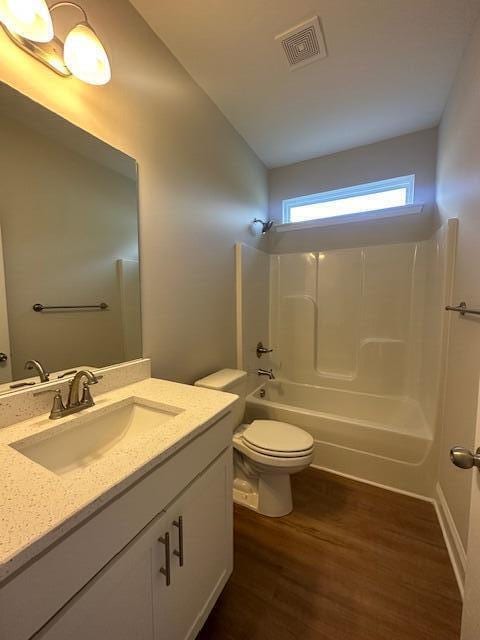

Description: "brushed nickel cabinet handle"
158 532 171 586
173 516 184 567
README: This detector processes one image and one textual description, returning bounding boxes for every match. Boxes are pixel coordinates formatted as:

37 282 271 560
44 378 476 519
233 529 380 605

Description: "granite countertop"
0 377 237 581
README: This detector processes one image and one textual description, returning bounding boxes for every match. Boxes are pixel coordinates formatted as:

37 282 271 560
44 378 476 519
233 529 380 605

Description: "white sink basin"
12 399 183 477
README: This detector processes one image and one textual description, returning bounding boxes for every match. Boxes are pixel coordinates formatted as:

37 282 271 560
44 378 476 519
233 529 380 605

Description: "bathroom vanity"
0 368 237 640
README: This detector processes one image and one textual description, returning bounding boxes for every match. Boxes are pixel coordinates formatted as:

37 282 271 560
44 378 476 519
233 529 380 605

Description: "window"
282 175 416 226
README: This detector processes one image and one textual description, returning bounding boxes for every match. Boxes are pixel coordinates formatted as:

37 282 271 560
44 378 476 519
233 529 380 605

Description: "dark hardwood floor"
198 467 462 640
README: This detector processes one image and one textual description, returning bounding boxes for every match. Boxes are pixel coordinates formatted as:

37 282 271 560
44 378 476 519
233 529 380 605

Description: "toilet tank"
195 369 247 427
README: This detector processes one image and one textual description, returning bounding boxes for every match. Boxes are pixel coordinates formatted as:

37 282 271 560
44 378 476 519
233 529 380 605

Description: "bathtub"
246 380 435 494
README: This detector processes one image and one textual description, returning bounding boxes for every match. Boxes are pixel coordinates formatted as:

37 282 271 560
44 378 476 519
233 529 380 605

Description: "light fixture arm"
48 2 88 23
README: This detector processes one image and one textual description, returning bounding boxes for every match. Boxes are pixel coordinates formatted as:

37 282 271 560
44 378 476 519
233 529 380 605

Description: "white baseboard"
434 482 466 599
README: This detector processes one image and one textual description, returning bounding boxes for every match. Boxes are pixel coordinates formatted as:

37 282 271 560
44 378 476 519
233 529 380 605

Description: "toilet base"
233 473 293 517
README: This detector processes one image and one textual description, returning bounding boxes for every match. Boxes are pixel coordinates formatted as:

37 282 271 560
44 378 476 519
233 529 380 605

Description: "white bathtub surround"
235 244 270 392
270 243 430 396
0 375 237 580
238 220 457 498
0 358 151 430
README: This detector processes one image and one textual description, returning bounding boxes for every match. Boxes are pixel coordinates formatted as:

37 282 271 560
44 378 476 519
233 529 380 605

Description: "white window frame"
281 175 419 230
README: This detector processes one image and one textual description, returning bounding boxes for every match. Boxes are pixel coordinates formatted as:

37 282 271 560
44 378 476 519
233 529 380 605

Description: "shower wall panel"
236 244 270 389
270 242 428 396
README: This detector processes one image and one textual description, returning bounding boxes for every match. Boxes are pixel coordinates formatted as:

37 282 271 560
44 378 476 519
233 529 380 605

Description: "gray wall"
268 128 438 254
0 0 268 383
436 16 480 550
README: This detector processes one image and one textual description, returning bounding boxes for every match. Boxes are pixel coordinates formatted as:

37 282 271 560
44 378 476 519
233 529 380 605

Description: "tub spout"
257 368 275 380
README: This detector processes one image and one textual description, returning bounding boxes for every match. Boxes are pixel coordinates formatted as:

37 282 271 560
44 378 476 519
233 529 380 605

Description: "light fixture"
0 0 53 42
63 20 110 85
0 0 111 85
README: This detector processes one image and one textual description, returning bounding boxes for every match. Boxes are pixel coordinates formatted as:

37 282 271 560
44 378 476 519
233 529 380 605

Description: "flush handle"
450 446 480 470
158 532 171 586
173 516 184 567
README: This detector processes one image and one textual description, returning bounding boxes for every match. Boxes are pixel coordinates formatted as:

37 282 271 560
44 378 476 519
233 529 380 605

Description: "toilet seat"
242 440 314 459
233 434 314 470
242 420 314 457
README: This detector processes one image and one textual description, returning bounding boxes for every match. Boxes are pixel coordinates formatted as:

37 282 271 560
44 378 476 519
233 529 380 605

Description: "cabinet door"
35 512 167 640
34 449 233 640
156 448 233 640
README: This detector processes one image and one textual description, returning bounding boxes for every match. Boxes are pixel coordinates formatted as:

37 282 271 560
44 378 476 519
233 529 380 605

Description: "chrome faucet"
257 368 275 380
25 359 49 383
34 370 101 420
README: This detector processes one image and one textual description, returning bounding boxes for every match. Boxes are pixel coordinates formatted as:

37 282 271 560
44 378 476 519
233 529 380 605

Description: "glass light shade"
63 22 111 85
0 0 54 42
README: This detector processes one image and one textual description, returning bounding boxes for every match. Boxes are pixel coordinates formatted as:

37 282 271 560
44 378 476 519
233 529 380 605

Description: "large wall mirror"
0 83 142 394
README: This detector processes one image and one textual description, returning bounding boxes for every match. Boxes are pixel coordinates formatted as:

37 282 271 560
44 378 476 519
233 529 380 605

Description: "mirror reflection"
0 84 141 393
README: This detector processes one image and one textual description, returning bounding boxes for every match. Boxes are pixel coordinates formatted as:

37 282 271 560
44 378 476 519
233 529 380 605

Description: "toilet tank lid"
195 368 247 391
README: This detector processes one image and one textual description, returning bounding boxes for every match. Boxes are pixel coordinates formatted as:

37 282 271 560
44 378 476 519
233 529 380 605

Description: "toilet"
195 369 314 517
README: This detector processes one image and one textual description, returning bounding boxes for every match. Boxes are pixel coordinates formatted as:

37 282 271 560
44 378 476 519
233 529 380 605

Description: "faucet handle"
33 388 66 420
80 382 95 406
81 374 103 405
256 342 273 358
51 390 66 416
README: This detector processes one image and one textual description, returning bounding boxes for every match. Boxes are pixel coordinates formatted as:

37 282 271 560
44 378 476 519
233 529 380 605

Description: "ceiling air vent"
276 16 327 70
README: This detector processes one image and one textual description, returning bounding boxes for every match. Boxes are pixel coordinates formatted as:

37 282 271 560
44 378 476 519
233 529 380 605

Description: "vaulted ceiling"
131 0 480 167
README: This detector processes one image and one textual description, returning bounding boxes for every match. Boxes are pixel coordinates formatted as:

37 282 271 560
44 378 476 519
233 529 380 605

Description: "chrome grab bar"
445 302 480 317
33 303 108 312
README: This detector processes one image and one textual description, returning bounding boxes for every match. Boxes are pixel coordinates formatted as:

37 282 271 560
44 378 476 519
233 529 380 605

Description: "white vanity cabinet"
1 409 235 640
34 449 232 640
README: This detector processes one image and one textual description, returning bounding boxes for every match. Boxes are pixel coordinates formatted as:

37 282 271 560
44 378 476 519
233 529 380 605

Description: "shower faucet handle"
256 342 273 358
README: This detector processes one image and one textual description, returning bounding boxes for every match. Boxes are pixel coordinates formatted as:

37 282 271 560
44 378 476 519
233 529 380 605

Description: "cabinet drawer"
0 411 232 640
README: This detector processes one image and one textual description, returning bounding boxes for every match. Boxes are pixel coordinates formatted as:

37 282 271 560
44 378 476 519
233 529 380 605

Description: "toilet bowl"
195 369 313 517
